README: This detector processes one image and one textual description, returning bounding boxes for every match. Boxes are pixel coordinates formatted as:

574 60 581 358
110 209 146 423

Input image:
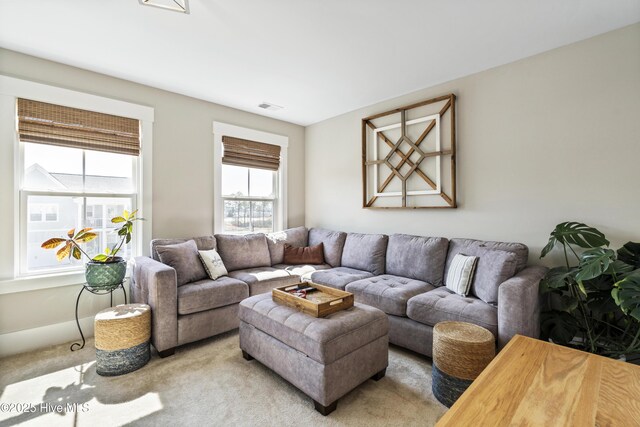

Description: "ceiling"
0 1 638 126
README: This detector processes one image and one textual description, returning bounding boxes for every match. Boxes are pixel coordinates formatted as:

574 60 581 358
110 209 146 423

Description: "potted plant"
539 221 640 360
41 209 143 290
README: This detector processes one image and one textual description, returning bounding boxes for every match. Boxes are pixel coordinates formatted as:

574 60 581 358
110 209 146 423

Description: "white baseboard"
0 316 95 358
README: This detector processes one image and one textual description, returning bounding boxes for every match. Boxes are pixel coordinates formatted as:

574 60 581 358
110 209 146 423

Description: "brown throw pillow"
283 243 325 265
156 239 208 286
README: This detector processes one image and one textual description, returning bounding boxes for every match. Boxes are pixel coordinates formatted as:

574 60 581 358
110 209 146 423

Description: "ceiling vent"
258 102 283 112
139 0 189 14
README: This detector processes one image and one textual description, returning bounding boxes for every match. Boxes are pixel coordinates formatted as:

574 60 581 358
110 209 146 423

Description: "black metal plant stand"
70 282 127 351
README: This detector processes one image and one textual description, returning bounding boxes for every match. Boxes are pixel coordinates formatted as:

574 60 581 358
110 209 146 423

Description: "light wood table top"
436 334 640 426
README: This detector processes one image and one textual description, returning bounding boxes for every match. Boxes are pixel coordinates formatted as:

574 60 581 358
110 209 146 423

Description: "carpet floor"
0 331 447 426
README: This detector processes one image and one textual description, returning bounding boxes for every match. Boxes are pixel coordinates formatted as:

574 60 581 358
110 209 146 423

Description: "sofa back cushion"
266 226 309 265
341 232 388 275
308 228 347 267
156 240 208 286
215 233 271 272
150 236 216 261
386 234 449 285
444 238 525 304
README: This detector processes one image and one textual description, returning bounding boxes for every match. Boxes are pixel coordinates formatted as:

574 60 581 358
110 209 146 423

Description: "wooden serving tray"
272 282 354 318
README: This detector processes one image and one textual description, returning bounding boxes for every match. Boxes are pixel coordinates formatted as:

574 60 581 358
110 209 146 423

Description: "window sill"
0 270 87 295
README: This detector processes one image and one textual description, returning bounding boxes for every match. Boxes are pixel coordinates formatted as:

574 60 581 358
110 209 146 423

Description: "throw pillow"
283 243 325 265
156 240 208 286
198 249 228 280
445 253 478 296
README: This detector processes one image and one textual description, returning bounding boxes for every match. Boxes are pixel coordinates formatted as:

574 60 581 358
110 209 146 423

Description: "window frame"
0 75 154 288
213 122 288 235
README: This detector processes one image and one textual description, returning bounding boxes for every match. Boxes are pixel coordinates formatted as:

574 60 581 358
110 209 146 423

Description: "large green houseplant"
540 222 640 360
41 209 143 290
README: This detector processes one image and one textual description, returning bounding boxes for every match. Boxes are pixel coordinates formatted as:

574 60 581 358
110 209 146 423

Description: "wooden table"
436 334 640 426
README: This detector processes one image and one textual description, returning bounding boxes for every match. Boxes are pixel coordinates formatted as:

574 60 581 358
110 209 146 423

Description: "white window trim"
0 75 154 294
212 121 288 234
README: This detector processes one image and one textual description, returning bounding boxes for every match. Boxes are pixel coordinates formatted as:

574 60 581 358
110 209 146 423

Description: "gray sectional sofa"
131 227 547 357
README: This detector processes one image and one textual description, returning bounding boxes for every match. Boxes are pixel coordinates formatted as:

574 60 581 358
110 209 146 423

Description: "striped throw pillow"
446 253 478 296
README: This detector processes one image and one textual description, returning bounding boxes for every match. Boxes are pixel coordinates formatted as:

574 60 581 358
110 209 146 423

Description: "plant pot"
85 257 127 291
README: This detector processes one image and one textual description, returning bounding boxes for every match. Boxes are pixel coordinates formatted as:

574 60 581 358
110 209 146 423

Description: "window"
213 122 288 235
18 99 140 275
221 165 276 233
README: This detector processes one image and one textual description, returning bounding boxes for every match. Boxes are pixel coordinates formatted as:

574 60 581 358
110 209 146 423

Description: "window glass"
85 151 134 193
251 201 273 233
26 195 83 271
221 165 248 197
23 143 83 191
223 200 250 233
249 168 274 198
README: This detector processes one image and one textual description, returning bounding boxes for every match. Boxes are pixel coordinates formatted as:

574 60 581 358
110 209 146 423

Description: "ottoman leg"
371 368 386 381
242 350 254 361
314 400 337 416
157 348 175 358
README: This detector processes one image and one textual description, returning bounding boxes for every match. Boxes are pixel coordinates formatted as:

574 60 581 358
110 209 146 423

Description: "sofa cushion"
239 293 388 364
446 238 528 273
156 240 208 286
177 277 249 315
386 234 449 285
341 233 388 275
308 228 347 267
215 233 271 271
309 267 374 290
266 226 309 265
283 243 325 265
272 263 332 278
345 275 435 317
406 287 498 337
198 249 228 280
445 245 518 305
228 267 300 295
150 236 216 261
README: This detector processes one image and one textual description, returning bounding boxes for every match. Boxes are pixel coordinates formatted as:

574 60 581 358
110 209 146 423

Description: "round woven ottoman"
431 321 495 407
95 303 151 376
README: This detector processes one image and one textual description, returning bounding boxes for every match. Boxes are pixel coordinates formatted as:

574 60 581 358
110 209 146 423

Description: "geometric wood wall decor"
362 93 457 209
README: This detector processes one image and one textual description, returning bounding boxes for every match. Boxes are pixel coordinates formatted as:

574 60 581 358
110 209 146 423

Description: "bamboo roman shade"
222 136 281 171
17 98 141 156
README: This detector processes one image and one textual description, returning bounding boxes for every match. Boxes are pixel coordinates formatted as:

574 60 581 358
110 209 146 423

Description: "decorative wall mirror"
362 94 456 209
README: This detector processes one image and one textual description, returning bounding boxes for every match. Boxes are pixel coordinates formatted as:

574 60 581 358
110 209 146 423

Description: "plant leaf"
575 248 616 282
540 310 580 345
541 222 609 258
67 228 75 238
72 246 82 260
92 254 109 262
126 233 131 244
618 242 640 269
111 216 126 223
56 242 72 261
75 232 97 243
540 266 574 293
123 210 130 220
41 238 67 249
105 247 111 255
613 271 640 321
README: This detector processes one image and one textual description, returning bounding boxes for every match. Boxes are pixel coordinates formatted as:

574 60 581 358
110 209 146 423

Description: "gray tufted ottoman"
239 293 389 415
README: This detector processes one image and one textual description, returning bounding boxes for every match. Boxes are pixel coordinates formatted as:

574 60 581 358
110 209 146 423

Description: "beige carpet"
0 331 447 426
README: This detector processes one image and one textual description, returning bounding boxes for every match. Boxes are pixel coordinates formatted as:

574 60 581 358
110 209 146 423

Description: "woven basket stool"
432 321 495 407
95 303 151 376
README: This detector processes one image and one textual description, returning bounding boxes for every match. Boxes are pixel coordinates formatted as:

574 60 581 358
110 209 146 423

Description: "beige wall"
305 24 640 267
0 49 305 345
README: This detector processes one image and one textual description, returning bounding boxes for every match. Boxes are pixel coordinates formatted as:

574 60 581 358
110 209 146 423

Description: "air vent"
258 102 283 112
139 0 189 14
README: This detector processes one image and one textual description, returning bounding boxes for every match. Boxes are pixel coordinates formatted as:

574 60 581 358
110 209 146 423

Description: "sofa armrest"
132 256 178 352
497 266 548 349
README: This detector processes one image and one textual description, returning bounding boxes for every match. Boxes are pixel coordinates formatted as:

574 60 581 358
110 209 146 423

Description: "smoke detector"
139 0 189 14
258 102 283 112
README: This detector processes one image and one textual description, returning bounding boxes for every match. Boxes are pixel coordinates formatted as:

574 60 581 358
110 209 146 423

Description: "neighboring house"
24 164 130 271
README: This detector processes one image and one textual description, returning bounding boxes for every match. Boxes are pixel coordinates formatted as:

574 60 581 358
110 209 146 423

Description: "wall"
0 49 305 356
305 23 640 267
